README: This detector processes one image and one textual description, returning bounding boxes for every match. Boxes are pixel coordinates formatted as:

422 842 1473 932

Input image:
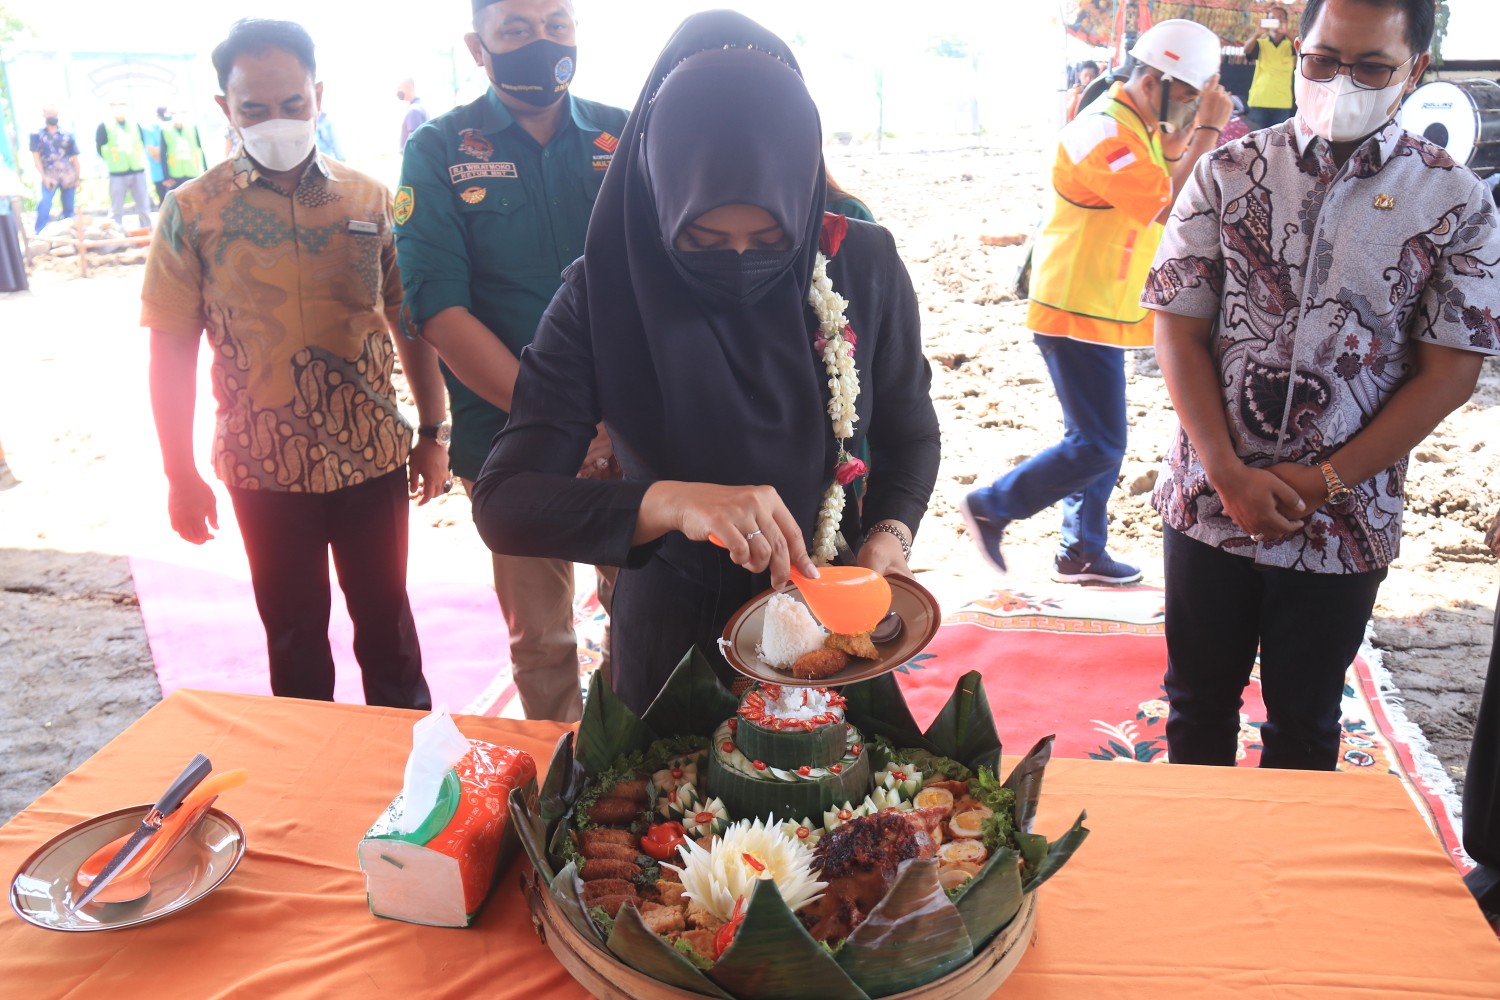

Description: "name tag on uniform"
346 220 380 236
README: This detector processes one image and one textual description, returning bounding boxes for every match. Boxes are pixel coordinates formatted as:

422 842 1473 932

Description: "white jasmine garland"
808 251 860 564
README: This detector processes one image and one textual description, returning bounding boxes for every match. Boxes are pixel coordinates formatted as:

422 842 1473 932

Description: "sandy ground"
1 133 1497 830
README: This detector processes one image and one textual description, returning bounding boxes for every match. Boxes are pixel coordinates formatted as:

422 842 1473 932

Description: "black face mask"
483 38 577 108
668 247 799 308
45 116 59 126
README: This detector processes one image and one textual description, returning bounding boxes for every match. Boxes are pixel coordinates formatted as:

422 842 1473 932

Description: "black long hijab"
584 11 833 538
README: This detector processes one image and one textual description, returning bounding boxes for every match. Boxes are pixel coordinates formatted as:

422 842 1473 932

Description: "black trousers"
1162 526 1386 770
1463 588 1500 912
228 469 430 710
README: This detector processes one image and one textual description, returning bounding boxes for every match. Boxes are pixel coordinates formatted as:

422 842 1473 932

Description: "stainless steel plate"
10 805 245 932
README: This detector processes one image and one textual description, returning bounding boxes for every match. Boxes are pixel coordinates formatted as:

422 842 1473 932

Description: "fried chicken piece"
657 866 682 884
797 888 865 942
586 797 644 826
685 898 723 931
639 900 687 935
580 842 641 864
655 879 687 906
813 811 920 882
825 630 879 660
902 805 948 855
580 858 642 881
673 929 717 963
579 827 636 851
589 894 638 918
792 647 849 680
583 878 638 902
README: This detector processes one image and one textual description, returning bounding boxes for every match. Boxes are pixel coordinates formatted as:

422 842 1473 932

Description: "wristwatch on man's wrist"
1318 460 1354 508
417 422 451 446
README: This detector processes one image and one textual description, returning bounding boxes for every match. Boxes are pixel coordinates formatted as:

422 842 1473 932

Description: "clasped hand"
1214 462 1331 542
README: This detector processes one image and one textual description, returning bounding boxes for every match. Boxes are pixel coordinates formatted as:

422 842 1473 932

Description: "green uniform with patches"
394 89 627 479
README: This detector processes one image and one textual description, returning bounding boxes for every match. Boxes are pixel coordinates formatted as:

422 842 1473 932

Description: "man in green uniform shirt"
395 0 625 722
1242 5 1297 129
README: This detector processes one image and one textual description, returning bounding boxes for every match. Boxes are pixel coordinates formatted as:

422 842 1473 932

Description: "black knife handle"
154 754 212 816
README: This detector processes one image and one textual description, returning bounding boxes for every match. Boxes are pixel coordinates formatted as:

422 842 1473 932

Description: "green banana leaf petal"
838 858 975 996
508 782 555 884
708 879 870 1000
1004 734 1055 834
1022 810 1091 893
548 862 605 945
953 846 1024 949
576 669 658 776
840 672 937 753
540 731 587 830
1014 831 1049 873
606 902 734 998
922 670 1003 775
642 647 743 739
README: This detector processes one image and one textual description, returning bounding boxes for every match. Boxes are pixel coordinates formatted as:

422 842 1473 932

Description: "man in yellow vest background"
158 110 208 196
95 101 154 232
962 19 1231 584
1242 5 1297 129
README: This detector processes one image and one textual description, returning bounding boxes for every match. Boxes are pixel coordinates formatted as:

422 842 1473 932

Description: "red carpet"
894 584 1467 868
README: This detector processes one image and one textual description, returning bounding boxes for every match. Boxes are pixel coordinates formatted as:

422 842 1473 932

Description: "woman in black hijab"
472 11 940 713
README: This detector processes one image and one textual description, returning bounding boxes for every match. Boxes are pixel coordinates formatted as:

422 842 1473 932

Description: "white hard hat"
1131 19 1222 91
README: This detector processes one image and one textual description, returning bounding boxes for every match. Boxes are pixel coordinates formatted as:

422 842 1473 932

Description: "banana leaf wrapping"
510 646 1090 999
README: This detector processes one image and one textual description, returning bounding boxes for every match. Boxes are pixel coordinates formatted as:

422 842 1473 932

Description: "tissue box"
358 740 537 927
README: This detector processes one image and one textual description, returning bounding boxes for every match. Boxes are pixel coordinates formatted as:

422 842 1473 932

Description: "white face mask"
238 116 316 172
1294 69 1407 144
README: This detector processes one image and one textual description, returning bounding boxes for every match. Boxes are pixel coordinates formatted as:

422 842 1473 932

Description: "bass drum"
1399 78 1500 177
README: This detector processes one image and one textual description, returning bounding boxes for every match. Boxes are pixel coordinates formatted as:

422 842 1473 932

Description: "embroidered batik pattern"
1143 119 1500 573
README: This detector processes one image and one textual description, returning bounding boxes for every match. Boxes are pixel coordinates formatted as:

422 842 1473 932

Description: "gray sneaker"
1052 551 1141 585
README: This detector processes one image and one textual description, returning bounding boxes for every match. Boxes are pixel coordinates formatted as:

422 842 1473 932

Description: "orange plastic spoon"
708 534 892 634
75 769 249 903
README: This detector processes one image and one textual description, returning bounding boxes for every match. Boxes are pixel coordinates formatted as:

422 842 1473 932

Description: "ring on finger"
745 529 763 542
442 480 453 493
1250 532 1264 542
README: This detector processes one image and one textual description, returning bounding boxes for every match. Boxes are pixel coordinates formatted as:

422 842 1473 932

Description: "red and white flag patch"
1105 146 1137 172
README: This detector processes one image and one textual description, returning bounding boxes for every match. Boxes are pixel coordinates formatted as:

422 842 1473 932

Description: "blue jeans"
968 333 1127 560
35 183 76 230
1161 526 1386 770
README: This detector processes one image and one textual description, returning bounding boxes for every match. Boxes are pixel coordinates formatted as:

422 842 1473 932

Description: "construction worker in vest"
962 19 1231 585
95 101 154 231
159 110 208 195
1243 6 1297 129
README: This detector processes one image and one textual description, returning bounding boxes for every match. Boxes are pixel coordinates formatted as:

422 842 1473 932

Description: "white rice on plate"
757 592 827 670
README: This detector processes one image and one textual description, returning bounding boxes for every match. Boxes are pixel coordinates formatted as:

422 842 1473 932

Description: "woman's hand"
857 527 910 578
638 481 819 588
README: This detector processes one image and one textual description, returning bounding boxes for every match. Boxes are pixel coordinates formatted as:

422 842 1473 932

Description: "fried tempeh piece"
580 858 642 881
589 894 638 917
825 630 879 660
792 647 849 679
674 929 717 963
654 879 687 906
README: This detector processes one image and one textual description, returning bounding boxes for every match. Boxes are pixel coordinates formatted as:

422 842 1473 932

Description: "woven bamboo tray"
520 868 1038 1000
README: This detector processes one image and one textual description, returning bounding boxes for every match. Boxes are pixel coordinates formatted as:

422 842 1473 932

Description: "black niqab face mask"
483 38 577 108
667 246 800 308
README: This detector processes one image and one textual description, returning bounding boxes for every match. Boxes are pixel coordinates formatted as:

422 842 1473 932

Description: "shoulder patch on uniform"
1061 114 1120 165
394 186 414 226
1104 146 1138 172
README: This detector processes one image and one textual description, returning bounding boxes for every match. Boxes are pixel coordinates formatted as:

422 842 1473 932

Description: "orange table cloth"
3 689 1497 999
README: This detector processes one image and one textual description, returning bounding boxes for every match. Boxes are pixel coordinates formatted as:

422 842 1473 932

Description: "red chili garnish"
771 718 786 731
728 719 738 730
891 770 907 781
796 826 812 839
741 853 766 873
721 741 735 753
837 808 852 820
797 766 811 776
695 811 715 824
713 897 747 960
763 683 782 699
753 760 767 771
852 743 863 756
671 768 684 779
830 764 843 774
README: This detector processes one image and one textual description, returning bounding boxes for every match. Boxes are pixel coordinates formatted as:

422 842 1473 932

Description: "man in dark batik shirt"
1142 0 1500 771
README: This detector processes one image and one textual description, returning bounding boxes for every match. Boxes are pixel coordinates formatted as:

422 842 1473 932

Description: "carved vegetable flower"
665 816 826 923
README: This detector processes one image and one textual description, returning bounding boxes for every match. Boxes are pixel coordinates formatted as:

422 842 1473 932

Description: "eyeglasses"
1297 52 1415 91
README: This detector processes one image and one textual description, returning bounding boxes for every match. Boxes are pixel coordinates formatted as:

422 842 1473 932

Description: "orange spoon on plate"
75 769 249 903
707 534 891 635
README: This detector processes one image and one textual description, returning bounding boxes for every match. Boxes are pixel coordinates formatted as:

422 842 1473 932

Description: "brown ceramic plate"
9 805 245 932
721 574 940 687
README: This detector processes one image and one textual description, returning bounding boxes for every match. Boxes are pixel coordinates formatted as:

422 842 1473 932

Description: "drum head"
1401 81 1481 162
